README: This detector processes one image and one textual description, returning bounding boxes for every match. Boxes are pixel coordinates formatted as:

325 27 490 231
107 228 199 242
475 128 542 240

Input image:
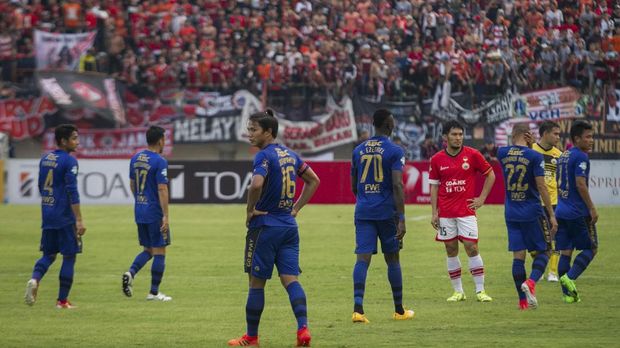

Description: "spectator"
480 138 499 163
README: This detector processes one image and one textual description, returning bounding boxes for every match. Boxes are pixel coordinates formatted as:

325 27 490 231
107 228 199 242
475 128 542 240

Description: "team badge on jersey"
71 166 78 175
161 168 167 178
462 162 470 170
579 161 587 171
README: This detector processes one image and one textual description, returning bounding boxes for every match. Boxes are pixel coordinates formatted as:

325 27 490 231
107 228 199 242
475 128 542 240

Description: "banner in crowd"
431 90 514 125
237 91 357 154
514 87 586 121
590 160 620 205
36 71 126 127
6 159 133 204
34 30 96 71
0 97 57 140
42 127 173 159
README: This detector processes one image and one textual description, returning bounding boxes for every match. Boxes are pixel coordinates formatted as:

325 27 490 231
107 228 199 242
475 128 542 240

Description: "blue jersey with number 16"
129 150 168 224
497 145 546 222
249 143 309 229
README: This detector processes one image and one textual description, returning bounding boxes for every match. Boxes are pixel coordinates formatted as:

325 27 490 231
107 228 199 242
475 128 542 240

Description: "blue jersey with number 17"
556 147 590 220
249 143 309 229
497 145 546 222
129 150 168 224
39 150 80 229
352 135 405 220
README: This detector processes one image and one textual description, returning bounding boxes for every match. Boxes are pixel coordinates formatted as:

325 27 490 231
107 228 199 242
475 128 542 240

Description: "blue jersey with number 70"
249 143 309 229
129 150 168 224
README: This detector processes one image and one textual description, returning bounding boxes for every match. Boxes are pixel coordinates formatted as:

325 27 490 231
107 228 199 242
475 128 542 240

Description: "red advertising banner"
301 161 505 205
0 97 57 140
43 127 173 159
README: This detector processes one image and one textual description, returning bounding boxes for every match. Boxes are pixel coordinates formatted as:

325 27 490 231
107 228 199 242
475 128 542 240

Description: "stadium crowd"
1 0 620 102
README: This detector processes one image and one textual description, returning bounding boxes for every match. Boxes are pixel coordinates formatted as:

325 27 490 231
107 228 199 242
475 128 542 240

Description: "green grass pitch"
0 204 618 347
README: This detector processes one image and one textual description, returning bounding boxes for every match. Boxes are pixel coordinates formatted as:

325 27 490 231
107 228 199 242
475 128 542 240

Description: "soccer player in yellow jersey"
532 121 563 282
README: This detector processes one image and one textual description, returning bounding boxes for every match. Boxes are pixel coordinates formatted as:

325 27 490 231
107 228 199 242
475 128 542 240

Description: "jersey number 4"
43 170 54 195
360 154 384 183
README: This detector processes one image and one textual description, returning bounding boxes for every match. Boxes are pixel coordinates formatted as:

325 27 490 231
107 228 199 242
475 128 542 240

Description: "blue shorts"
137 222 171 248
244 226 300 280
506 216 551 252
556 217 598 251
40 224 82 256
354 218 400 254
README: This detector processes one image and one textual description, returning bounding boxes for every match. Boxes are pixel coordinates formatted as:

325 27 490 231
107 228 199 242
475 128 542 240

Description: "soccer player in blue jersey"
228 110 320 347
555 121 598 303
350 109 414 323
497 123 558 310
122 126 172 302
24 124 86 309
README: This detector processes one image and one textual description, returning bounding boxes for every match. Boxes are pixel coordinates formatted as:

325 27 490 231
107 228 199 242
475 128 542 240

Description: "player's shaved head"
249 108 278 138
511 123 530 137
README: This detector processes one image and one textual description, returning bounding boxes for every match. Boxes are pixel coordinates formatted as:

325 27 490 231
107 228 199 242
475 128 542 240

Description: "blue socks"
286 281 308 330
246 288 265 337
58 255 75 301
387 262 404 315
353 260 369 314
529 253 550 282
558 254 572 295
32 254 56 281
150 255 165 295
567 250 595 280
512 259 526 300
130 251 152 277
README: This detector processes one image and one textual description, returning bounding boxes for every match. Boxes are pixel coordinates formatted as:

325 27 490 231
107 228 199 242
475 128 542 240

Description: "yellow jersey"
532 143 563 206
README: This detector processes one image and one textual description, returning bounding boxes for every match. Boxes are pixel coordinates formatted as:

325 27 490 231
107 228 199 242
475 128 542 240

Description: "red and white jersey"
429 146 493 218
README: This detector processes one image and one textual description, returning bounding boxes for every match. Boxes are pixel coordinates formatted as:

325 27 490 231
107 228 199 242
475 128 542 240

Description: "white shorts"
436 216 479 243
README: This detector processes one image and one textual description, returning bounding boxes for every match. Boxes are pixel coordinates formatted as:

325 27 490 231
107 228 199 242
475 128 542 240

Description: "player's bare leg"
444 240 466 301
353 254 372 323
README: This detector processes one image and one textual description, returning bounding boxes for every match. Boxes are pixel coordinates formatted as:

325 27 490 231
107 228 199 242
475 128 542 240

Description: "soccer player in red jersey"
429 120 496 302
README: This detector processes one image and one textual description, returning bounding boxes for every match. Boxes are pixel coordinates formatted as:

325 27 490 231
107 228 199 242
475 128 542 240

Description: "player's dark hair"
372 109 393 129
249 108 279 138
570 120 593 142
442 120 464 135
146 126 166 145
539 120 560 137
55 124 78 146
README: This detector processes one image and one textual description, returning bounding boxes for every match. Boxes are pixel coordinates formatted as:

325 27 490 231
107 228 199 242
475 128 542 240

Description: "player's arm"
392 169 406 240
130 179 136 197
576 176 598 224
292 166 320 217
468 154 496 210
429 158 440 230
158 183 169 233
350 153 358 196
535 176 558 236
246 174 265 227
65 159 86 236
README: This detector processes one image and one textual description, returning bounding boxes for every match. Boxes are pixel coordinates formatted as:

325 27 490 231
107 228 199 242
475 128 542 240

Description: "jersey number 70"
360 154 384 183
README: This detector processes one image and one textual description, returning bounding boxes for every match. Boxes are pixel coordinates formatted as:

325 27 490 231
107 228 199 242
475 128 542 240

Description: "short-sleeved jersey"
532 143 563 206
498 145 546 221
429 146 493 218
351 135 405 220
129 150 168 224
249 143 309 229
556 147 590 219
39 150 80 229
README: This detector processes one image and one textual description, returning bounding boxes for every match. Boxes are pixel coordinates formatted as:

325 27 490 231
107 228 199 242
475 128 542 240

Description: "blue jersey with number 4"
556 147 590 220
498 145 545 222
249 143 308 229
352 135 405 220
129 150 168 224
39 150 80 229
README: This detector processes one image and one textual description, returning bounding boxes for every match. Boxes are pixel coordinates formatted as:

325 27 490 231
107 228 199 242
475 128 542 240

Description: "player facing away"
122 126 172 302
498 124 558 310
429 120 495 302
555 121 598 303
25 124 86 309
228 110 320 347
350 109 415 324
532 121 563 282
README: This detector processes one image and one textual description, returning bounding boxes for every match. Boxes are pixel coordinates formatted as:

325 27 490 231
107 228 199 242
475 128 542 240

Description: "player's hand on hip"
590 207 598 224
431 213 439 230
396 220 406 240
76 220 86 236
160 216 169 233
291 208 299 218
467 197 484 211
246 209 267 227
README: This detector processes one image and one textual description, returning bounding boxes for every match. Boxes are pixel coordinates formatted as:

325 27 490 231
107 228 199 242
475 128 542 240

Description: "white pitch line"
409 215 431 221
